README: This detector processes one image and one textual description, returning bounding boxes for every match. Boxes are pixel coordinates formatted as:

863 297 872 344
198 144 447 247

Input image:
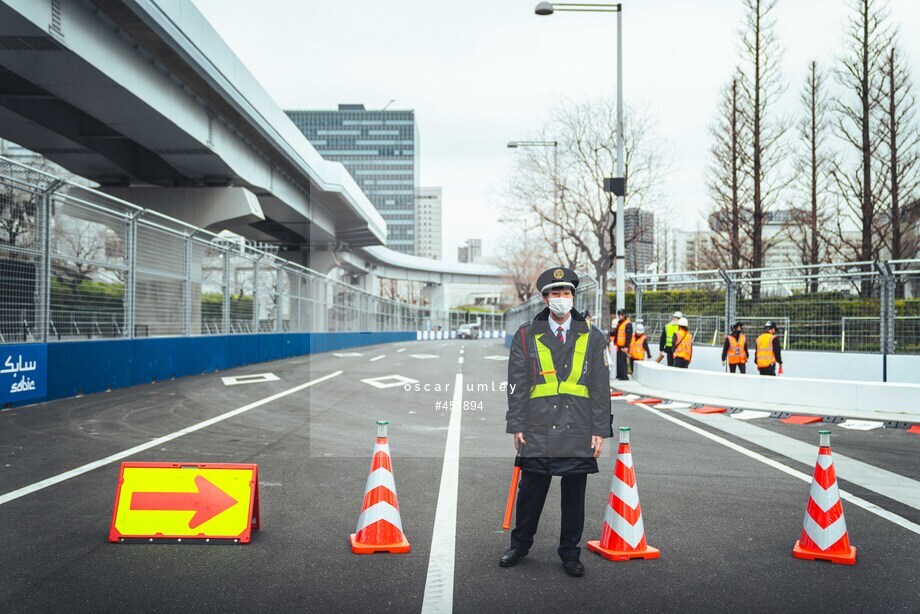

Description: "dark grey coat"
505 307 613 475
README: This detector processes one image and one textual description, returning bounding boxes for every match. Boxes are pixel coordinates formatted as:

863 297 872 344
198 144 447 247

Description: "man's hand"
721 360 726 367
513 432 526 451
591 435 604 459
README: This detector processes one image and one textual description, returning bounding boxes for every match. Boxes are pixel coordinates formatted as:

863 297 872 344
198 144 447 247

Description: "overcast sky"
191 0 920 263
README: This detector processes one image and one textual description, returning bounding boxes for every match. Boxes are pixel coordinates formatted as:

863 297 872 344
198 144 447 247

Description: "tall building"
624 208 655 273
414 187 442 259
457 238 482 263
286 104 419 254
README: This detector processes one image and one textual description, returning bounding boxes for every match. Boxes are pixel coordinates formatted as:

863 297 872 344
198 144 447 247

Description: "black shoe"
499 547 528 567
562 558 585 577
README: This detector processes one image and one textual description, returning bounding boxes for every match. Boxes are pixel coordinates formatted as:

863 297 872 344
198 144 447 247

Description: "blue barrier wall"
5 331 416 409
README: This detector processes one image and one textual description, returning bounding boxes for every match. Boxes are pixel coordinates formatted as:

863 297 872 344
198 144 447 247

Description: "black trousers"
510 470 588 560
616 348 629 380
665 350 674 366
673 357 690 369
758 364 776 376
729 363 746 374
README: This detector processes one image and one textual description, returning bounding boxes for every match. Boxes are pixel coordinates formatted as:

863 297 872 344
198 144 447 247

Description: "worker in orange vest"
755 321 783 376
671 317 693 369
721 321 750 374
613 308 632 381
628 323 651 374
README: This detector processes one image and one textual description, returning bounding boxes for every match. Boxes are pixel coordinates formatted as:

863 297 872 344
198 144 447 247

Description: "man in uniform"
612 308 632 380
500 267 612 577
657 311 683 366
671 317 693 368
755 321 783 375
721 321 750 373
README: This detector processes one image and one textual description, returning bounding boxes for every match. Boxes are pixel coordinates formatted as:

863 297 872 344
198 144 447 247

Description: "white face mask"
547 297 573 317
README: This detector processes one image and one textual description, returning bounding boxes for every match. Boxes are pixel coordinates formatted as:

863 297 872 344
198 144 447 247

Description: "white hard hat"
672 311 684 319
635 323 645 334
678 317 689 327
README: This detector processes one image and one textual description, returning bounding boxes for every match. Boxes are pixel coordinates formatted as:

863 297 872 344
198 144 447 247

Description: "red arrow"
130 475 238 529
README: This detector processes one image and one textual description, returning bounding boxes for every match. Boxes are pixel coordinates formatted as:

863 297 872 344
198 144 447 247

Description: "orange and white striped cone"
350 421 410 554
587 427 660 561
792 430 856 565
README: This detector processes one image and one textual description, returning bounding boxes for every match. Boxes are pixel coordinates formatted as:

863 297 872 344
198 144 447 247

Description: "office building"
414 187 442 259
457 238 482 264
625 208 655 273
286 104 419 254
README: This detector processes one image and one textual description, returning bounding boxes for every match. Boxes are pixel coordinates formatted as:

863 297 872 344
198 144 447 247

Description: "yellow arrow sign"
109 463 260 543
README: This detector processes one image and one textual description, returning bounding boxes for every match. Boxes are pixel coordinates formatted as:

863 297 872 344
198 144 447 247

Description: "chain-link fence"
0 156 501 344
632 261 920 355
502 262 920 355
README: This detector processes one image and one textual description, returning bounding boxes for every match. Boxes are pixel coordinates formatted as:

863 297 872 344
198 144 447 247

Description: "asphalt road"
1 339 917 613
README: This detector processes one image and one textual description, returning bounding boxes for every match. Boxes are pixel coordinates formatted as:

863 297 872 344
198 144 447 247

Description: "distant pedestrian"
613 309 632 380
671 317 693 369
755 322 783 376
721 321 749 374
628 323 651 373
657 311 683 366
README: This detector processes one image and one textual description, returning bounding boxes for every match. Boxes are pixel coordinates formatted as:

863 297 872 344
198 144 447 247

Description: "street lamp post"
534 2 626 321
507 140 559 244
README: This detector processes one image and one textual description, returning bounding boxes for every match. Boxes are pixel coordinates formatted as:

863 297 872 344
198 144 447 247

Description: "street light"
506 140 559 243
534 2 626 320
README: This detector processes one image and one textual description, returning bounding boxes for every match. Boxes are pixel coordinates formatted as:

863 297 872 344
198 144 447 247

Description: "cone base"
792 540 855 565
350 533 411 554
587 540 660 561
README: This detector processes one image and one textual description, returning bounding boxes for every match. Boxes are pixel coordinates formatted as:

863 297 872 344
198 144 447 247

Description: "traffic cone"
792 430 856 565
350 421 410 554
587 427 660 561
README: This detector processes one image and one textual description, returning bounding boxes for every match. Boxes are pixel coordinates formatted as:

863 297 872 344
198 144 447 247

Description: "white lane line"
458 356 464 365
370 355 386 362
0 371 344 507
633 403 920 537
421 372 463 613
676 407 920 511
397 348 406 353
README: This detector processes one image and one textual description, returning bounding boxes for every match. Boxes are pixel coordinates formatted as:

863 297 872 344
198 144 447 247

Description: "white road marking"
361 374 418 389
397 348 406 353
633 403 920 537
221 372 279 386
458 356 464 365
678 407 920 510
730 409 771 420
483 355 509 361
0 371 344 506
422 371 463 613
370 355 386 362
838 420 884 431
333 352 363 357
411 354 439 359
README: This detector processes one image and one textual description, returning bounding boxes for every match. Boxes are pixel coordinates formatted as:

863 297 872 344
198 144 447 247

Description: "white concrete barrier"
633 360 920 416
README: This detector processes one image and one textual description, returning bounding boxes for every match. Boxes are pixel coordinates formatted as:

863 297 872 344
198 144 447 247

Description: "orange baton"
502 456 522 530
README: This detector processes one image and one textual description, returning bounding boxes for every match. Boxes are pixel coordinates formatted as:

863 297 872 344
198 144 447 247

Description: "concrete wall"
6 331 416 409
633 360 920 416
685 345 920 385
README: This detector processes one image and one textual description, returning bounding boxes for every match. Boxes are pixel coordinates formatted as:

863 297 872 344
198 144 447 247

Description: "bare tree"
789 61 835 291
738 0 789 298
879 44 920 266
830 0 893 293
504 97 669 325
492 223 552 302
706 71 751 270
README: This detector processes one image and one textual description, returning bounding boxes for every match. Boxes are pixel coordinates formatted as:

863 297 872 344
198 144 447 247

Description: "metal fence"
0 156 501 344
503 261 920 355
